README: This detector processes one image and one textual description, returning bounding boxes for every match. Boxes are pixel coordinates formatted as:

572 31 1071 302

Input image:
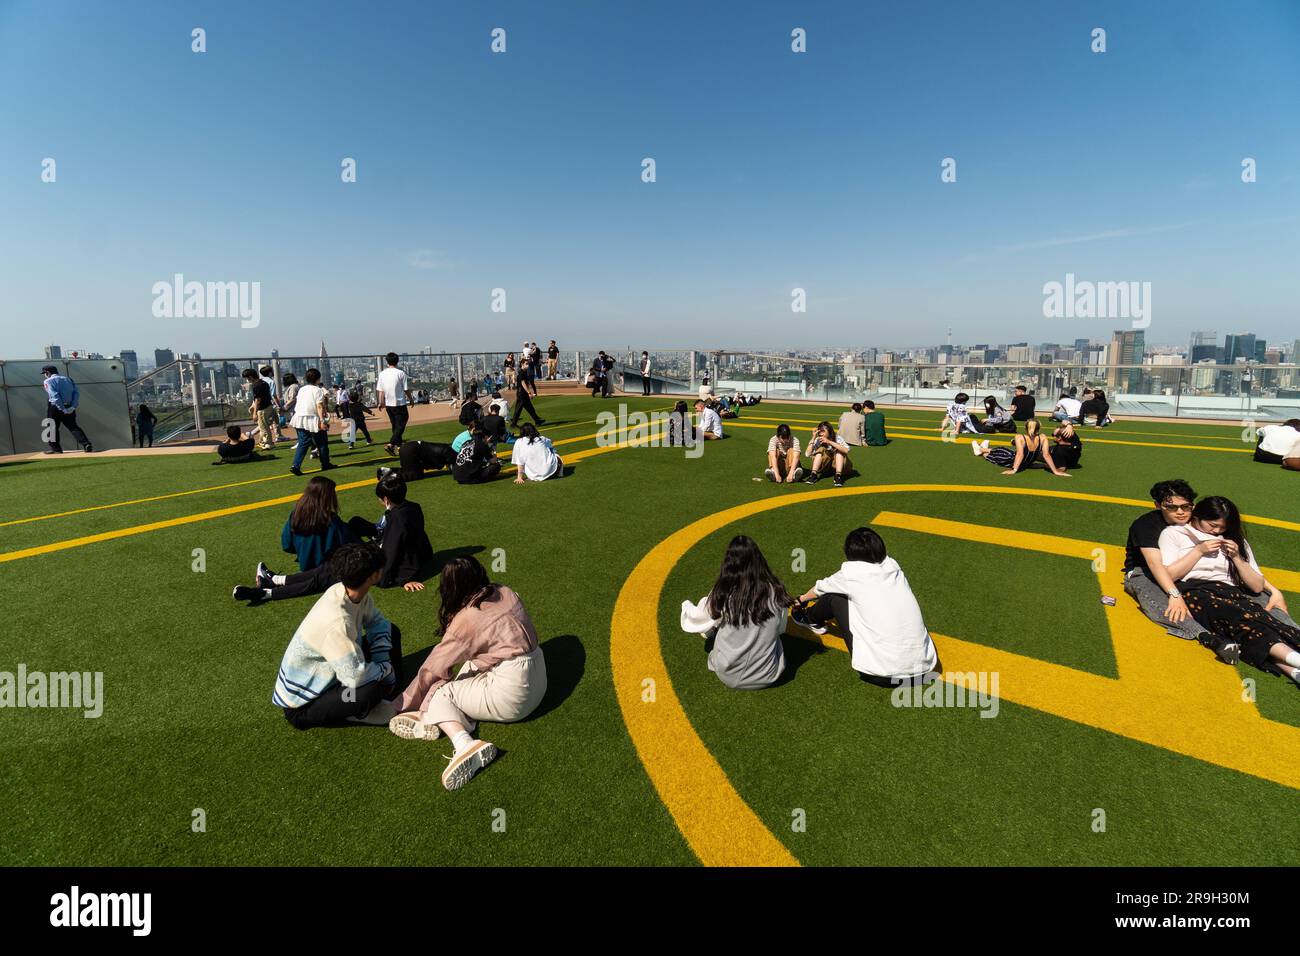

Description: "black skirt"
1180 580 1300 674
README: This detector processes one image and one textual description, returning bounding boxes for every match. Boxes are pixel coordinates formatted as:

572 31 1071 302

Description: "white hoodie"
813 558 938 678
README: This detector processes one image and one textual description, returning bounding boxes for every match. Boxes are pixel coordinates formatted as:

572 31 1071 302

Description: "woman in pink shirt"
383 556 547 791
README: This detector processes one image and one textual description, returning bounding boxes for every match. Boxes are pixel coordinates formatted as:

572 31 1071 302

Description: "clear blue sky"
1 0 1297 359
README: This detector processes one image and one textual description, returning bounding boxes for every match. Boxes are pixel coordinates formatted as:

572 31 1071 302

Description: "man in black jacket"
347 473 433 590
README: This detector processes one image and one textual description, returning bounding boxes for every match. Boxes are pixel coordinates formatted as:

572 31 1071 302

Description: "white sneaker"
981 440 990 452
441 739 498 791
389 711 442 741
970 439 982 455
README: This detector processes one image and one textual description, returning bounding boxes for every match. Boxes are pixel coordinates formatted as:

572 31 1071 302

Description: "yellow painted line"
0 418 669 564
612 486 1300 865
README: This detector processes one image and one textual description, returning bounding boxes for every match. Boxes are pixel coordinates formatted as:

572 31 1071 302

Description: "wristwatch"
1167 589 1181 598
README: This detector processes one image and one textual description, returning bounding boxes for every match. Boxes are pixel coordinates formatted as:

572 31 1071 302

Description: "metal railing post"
456 354 464 394
189 362 203 432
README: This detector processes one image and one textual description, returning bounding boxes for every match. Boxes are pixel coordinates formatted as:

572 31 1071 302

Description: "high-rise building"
1107 329 1145 392
1189 330 1218 365
44 345 62 360
319 341 333 386
153 348 180 389
1222 333 1256 365
120 350 139 381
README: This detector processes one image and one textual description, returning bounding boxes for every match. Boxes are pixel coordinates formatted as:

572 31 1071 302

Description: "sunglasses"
1160 503 1194 513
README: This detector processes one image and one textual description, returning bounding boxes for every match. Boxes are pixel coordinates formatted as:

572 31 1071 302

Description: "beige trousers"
421 647 547 733
255 407 277 448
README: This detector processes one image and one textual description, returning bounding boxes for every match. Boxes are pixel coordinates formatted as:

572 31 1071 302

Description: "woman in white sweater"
511 423 563 482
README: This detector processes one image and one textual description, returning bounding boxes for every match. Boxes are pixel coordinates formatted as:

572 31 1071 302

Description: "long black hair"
706 535 791 628
519 421 542 444
1192 496 1250 569
984 395 1004 414
437 555 498 635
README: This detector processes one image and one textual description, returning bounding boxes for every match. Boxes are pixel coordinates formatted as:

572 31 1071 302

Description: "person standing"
243 368 276 451
599 350 615 398
289 368 335 476
546 340 559 380
640 351 652 396
510 371 546 429
41 364 93 454
134 404 156 448
260 365 284 441
503 353 516 389
376 351 412 455
529 342 543 395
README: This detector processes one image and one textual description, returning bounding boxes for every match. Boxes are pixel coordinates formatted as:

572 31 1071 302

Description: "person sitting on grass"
863 400 889 445
679 534 793 690
1051 392 1082 423
375 555 548 792
804 421 850 487
1048 421 1083 470
975 395 1016 434
666 400 693 446
1009 385 1036 423
970 419 1070 477
1159 496 1300 685
271 542 404 730
511 422 563 482
717 395 739 419
1254 419 1300 464
765 423 804 483
940 392 982 436
280 476 355 572
345 472 432 591
214 425 256 464
790 527 940 686
452 422 503 484
695 399 724 440
837 403 867 447
1078 388 1113 427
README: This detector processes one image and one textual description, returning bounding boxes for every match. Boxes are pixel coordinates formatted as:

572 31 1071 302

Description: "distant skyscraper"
44 344 62 360
319 341 333 385
154 347 179 388
1107 329 1145 392
1189 330 1218 365
1222 333 1256 365
120 349 139 381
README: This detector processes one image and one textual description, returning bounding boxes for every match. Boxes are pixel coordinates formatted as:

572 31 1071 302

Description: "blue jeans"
292 429 330 470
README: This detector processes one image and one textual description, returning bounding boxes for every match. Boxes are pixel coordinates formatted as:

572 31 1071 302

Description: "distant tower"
946 327 952 347
319 341 333 386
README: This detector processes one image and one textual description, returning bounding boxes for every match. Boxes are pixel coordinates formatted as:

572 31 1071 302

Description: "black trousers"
805 593 853 656
510 386 541 426
46 403 91 452
601 372 613 398
283 625 405 729
1255 445 1285 464
453 458 502 484
385 405 410 446
642 374 651 395
351 417 372 442
271 561 337 601
399 440 455 480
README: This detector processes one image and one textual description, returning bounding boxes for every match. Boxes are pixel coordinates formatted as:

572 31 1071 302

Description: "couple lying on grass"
271 543 547 792
680 528 939 690
1124 478 1300 685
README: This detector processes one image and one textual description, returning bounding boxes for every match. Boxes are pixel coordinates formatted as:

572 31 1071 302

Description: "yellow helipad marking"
611 485 1300 867
0 419 667 564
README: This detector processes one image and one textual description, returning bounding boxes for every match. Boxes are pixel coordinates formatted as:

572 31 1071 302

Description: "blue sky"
1 0 1298 359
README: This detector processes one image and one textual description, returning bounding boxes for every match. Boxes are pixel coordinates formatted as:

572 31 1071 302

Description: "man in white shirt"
376 351 412 454
640 351 651 396
1254 419 1300 464
1052 393 1083 422
695 399 723 440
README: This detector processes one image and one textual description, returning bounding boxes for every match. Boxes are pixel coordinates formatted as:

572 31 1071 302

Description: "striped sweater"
272 583 395 709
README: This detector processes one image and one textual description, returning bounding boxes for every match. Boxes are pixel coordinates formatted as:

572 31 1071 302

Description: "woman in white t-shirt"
765 423 803 483
1254 419 1300 465
511 423 563 482
289 368 334 476
1158 496 1300 683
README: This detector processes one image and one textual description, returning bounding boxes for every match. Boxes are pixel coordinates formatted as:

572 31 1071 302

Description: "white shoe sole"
442 741 498 791
389 713 441 741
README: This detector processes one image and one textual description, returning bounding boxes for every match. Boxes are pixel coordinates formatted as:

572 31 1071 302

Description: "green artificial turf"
1 396 1297 866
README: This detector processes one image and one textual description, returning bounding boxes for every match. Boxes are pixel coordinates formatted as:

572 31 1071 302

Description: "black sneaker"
82 444 94 453
376 466 395 482
1213 641 1242 666
790 604 827 635
289 466 304 476
255 562 276 589
804 472 820 484
232 585 269 605
43 449 63 455
833 474 845 488
320 462 338 471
